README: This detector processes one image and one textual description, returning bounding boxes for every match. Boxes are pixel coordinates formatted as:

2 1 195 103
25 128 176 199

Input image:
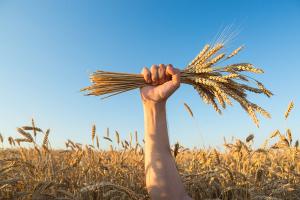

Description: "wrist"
142 100 166 111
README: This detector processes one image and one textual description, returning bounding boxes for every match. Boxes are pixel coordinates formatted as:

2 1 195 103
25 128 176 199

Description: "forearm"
144 102 169 153
143 101 189 200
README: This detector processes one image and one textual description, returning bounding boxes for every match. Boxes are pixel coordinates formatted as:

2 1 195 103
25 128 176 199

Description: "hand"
140 64 180 104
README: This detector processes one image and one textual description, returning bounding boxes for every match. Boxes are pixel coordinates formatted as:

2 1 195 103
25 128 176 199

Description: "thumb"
166 64 180 87
156 64 180 100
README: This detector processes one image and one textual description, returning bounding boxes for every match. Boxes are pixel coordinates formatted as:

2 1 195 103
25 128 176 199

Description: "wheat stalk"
81 43 272 127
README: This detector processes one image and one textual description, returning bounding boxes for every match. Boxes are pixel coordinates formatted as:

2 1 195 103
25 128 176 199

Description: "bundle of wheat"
81 43 272 127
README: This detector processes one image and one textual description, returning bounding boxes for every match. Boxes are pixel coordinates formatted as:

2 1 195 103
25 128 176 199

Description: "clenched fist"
140 64 180 104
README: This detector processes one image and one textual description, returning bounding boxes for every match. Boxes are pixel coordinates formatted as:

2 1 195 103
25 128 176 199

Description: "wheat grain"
115 131 120 146
32 118 37 138
96 135 100 149
184 103 194 118
103 136 112 142
92 124 96 143
134 131 138 145
8 137 15 146
17 128 33 143
246 134 254 143
270 130 280 139
286 129 292 144
42 129 50 147
285 101 294 119
187 44 210 68
0 133 3 144
226 46 244 59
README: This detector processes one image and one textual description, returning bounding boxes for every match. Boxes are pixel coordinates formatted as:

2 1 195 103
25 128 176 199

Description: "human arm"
140 64 192 200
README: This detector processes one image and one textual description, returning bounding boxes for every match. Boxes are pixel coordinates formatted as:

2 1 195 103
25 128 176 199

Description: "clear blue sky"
0 0 299 149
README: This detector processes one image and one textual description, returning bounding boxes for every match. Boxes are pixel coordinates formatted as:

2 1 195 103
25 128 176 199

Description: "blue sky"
0 0 299 149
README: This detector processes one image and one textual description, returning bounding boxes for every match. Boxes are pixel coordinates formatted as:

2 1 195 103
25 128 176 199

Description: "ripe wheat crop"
0 102 299 200
81 43 272 127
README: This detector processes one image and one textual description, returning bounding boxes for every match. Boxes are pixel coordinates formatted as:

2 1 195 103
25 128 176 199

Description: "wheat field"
0 102 299 200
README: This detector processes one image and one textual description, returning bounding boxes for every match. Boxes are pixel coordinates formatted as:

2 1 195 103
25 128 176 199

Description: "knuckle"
159 65 165 71
151 64 158 70
141 67 147 73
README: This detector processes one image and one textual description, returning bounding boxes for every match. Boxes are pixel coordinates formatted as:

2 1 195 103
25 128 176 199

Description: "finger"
165 64 173 81
166 64 180 87
141 67 151 83
158 64 166 84
150 64 159 85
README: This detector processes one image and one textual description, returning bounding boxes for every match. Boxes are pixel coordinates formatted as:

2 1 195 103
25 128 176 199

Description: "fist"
140 64 180 104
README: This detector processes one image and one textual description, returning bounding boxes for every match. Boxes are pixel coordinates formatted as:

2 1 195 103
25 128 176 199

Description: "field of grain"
0 102 299 200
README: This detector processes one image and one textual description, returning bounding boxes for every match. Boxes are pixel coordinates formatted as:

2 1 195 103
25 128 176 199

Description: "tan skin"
140 64 192 200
